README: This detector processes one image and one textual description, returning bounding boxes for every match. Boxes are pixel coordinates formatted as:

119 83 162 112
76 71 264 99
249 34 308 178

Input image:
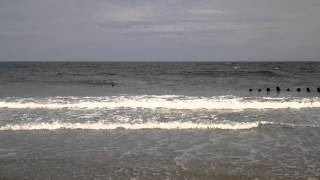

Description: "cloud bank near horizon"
0 0 320 61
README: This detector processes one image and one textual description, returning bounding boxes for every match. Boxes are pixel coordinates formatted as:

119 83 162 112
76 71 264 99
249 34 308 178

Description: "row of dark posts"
249 87 320 93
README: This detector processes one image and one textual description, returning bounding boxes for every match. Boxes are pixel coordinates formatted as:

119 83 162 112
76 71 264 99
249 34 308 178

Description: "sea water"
0 62 319 179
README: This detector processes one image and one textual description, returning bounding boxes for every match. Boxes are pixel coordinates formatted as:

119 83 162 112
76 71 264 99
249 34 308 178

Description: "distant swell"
0 95 320 110
0 121 271 130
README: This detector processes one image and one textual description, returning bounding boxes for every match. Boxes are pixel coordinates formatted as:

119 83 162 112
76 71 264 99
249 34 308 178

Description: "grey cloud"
0 0 320 61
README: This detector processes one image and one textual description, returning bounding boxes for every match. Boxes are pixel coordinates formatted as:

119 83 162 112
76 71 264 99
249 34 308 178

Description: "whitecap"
0 95 319 110
0 121 271 131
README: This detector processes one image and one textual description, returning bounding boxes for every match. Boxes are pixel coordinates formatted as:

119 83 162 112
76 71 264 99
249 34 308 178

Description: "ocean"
0 62 319 179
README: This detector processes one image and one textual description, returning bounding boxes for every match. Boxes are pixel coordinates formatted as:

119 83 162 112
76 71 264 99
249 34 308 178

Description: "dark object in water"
297 88 301 92
286 88 290 91
306 88 311 92
266 88 270 92
249 89 253 92
318 87 320 92
276 86 280 92
111 83 115 87
258 89 261 92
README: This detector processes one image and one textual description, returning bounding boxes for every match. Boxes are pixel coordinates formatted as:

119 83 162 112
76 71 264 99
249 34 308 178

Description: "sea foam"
0 95 319 110
0 121 271 131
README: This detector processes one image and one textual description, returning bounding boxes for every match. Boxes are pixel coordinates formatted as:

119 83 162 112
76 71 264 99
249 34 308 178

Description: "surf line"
1 97 320 109
0 121 273 130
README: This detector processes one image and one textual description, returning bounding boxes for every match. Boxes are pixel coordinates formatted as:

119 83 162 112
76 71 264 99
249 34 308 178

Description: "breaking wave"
0 95 320 110
0 121 272 131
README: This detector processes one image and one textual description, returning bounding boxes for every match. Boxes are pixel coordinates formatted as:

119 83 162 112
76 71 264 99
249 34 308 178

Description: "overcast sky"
0 0 320 61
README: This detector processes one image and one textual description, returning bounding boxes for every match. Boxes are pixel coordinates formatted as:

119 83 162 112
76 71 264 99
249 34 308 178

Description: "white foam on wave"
0 121 271 131
0 95 320 110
